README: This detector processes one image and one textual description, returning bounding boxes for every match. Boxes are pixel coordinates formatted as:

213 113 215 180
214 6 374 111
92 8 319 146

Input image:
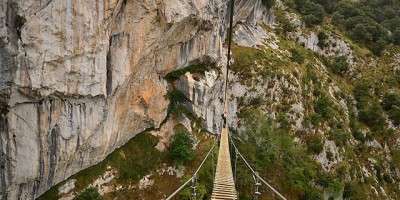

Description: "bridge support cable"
229 135 288 200
224 0 235 106
165 135 220 200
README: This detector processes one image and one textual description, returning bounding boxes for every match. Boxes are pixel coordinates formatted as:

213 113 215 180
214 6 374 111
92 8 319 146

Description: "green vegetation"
235 108 321 199
317 31 328 48
305 134 323 154
284 0 400 55
289 48 305 64
164 64 210 82
231 46 265 74
261 0 276 9
326 56 349 76
73 187 104 200
313 94 335 121
353 81 386 131
169 126 196 165
382 93 400 126
287 0 325 27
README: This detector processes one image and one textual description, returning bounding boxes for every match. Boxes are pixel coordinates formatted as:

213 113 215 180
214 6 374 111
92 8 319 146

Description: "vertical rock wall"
0 0 269 199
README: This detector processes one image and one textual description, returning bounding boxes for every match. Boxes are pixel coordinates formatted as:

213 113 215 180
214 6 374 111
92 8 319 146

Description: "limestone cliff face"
0 0 269 199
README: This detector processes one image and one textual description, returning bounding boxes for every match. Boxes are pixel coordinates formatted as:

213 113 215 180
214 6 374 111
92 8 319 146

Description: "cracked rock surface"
0 0 269 199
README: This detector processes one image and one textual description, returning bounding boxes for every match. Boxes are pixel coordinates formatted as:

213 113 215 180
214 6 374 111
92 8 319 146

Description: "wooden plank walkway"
211 126 238 199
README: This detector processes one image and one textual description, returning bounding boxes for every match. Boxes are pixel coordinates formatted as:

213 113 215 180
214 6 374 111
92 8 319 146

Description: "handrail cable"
229 134 287 200
165 135 219 200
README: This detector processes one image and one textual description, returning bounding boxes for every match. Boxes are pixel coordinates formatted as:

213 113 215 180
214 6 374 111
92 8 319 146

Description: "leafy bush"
317 31 328 48
327 181 343 198
261 0 276 9
328 56 349 75
388 106 400 126
343 182 356 199
396 70 400 85
301 1 325 27
353 82 373 108
328 129 350 147
281 17 294 34
358 104 386 130
313 94 335 120
381 93 400 125
289 0 325 27
394 29 400 45
381 93 400 111
289 48 305 64
305 134 323 154
169 128 196 165
73 187 104 200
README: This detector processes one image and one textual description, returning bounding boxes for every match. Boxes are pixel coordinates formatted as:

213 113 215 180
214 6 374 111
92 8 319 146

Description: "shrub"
73 187 104 200
327 181 343 198
396 70 400 85
305 134 323 154
353 82 373 108
249 95 264 107
313 95 335 120
328 56 349 75
317 31 328 48
389 106 400 126
290 48 305 64
371 38 387 55
169 129 196 165
300 1 326 26
358 104 386 129
329 129 350 147
261 0 276 9
393 29 400 45
343 182 356 199
381 93 400 111
281 18 294 34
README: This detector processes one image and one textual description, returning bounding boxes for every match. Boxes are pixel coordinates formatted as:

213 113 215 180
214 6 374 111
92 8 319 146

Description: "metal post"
191 176 197 200
253 172 261 200
212 143 215 180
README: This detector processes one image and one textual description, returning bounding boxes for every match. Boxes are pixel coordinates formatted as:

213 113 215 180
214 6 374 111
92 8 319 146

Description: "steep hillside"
0 0 266 199
2 0 400 199
175 0 400 199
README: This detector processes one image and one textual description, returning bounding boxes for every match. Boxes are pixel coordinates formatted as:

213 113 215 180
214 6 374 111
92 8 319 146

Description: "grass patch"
164 65 210 82
107 132 164 183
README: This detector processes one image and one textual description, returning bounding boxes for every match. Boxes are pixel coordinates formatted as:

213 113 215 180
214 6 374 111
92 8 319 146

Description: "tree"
393 29 400 45
169 129 196 165
331 12 344 27
351 24 372 43
301 1 326 26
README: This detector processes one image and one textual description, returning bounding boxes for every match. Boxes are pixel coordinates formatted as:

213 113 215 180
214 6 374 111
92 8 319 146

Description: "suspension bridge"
165 0 288 199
